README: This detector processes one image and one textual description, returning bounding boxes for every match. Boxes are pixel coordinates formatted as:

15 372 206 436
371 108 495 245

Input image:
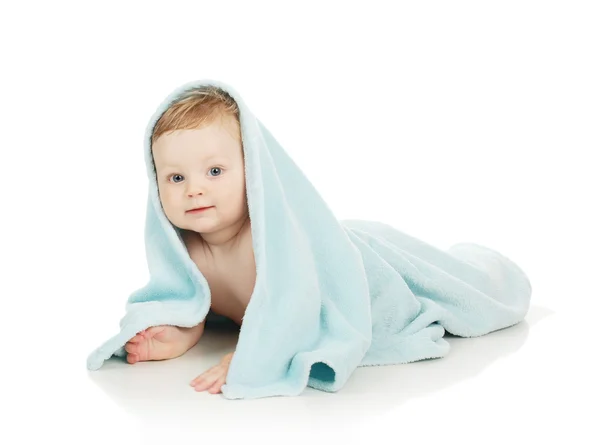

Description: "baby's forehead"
152 141 235 167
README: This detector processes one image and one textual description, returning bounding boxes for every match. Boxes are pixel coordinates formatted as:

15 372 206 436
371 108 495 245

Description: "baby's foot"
124 324 204 364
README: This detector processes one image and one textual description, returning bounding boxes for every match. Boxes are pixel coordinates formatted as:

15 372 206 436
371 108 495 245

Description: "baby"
124 86 257 394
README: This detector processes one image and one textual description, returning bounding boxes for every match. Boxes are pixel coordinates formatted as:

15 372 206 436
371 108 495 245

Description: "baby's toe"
125 342 137 354
128 334 144 343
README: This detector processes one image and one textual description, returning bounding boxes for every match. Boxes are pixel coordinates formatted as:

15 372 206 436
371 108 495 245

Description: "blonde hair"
149 85 241 176
151 85 241 147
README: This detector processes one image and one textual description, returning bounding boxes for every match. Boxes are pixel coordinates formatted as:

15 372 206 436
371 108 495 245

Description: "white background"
1 1 598 443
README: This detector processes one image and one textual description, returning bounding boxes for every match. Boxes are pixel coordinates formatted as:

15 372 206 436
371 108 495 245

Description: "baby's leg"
125 322 205 364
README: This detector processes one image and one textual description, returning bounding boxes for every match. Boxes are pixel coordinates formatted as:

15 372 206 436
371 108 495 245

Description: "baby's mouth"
186 206 213 213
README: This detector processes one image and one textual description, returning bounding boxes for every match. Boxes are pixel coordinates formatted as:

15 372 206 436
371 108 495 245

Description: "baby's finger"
190 365 220 386
190 372 208 386
193 376 217 391
208 375 226 394
191 370 220 390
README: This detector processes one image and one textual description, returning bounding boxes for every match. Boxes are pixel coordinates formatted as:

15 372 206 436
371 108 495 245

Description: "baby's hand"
190 352 234 394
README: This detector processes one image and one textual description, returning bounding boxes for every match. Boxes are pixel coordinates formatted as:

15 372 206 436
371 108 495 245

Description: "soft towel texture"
86 78 532 399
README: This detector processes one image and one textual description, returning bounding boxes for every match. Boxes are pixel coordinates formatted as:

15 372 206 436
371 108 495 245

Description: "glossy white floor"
7 239 597 444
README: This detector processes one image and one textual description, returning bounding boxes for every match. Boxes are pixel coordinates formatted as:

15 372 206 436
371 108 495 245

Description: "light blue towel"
86 78 532 399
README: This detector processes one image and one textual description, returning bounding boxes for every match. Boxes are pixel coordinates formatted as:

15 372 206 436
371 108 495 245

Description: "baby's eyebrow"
162 156 229 168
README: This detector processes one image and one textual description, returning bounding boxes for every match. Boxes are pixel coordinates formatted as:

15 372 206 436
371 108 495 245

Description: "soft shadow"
87 305 553 433
299 305 554 425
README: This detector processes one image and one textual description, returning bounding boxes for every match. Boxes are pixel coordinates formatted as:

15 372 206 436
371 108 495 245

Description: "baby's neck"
197 215 251 257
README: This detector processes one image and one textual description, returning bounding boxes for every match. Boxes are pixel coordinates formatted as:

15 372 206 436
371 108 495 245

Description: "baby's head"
150 86 248 246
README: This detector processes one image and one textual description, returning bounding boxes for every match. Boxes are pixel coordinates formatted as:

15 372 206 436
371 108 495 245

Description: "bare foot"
124 324 204 364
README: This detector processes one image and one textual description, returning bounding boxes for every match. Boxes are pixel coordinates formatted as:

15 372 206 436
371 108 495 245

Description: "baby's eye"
169 167 222 183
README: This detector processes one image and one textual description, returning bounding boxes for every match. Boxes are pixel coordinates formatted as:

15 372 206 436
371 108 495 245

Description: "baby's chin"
166 218 218 233
183 221 219 230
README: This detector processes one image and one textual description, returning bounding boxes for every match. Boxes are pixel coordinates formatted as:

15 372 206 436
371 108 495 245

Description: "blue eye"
169 167 222 183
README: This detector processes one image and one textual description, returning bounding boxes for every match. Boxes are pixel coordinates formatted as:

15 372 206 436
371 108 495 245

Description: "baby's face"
152 114 247 235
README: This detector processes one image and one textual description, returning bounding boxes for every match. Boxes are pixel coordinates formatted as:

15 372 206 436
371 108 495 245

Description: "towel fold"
86 79 532 399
